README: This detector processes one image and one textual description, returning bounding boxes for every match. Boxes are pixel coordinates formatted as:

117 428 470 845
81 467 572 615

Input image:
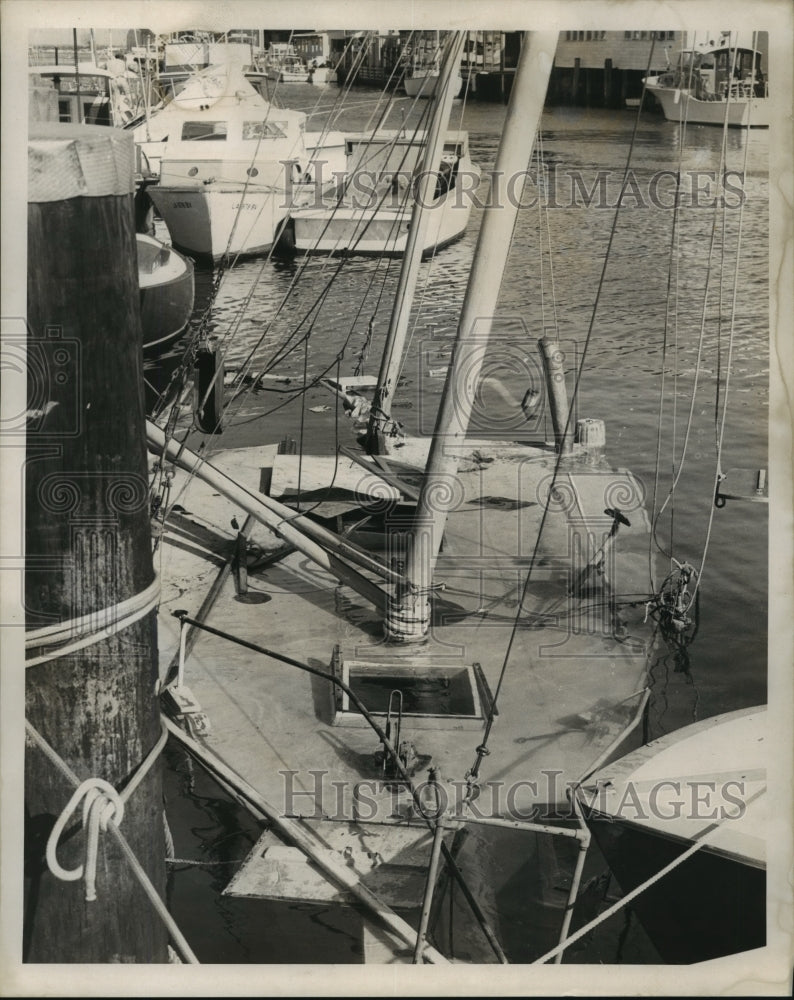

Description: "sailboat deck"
157 438 655 829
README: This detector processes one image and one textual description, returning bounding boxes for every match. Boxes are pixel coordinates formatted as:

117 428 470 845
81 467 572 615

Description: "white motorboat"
403 31 463 99
262 43 310 83
140 63 346 261
644 32 769 128
575 706 767 962
285 129 479 257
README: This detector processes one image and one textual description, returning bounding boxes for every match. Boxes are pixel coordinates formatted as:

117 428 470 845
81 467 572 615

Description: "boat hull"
404 71 463 99
148 184 286 261
576 707 767 963
648 84 769 127
289 183 476 258
581 809 766 963
309 67 336 86
266 68 310 83
289 151 480 257
136 234 195 350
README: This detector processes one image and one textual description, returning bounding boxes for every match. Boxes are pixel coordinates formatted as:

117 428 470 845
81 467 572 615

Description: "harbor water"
148 90 768 962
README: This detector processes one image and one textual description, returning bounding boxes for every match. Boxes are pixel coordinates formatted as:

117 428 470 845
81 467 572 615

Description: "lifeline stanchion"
413 813 448 964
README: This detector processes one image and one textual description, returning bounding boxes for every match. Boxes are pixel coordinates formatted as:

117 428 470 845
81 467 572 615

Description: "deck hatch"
331 656 486 729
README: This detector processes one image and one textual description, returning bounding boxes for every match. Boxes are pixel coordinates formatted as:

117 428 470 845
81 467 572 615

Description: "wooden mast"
385 30 559 642
364 30 466 454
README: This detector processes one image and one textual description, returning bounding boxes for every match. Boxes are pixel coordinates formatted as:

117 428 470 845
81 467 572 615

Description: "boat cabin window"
55 96 111 126
52 74 108 97
242 120 289 140
181 121 228 141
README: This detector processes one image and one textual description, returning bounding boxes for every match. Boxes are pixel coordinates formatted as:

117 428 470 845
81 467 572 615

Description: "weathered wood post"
604 58 613 106
25 123 168 963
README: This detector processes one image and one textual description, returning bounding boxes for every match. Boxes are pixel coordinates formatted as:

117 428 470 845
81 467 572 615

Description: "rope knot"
46 778 125 902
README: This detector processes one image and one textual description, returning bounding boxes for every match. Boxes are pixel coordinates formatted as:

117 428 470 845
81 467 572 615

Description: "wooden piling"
604 58 613 107
25 123 168 963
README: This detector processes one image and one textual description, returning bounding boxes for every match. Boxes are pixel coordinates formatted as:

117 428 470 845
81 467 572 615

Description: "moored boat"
262 42 310 83
140 63 346 261
137 233 194 351
28 62 146 127
151 31 668 964
643 32 769 128
404 67 463 99
285 129 480 257
575 706 767 963
403 30 463 99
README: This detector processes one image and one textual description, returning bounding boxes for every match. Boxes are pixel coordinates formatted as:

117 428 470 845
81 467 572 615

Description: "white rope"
25 718 198 963
45 778 124 900
25 573 160 668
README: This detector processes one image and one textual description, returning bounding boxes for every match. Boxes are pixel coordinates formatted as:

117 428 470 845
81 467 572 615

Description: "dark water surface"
150 88 768 963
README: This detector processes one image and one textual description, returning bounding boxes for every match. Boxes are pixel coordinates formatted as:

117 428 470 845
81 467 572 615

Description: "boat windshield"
181 121 228 141
45 73 111 97
243 120 289 140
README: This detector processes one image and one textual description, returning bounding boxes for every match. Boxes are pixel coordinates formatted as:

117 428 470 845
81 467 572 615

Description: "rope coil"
45 778 125 901
25 574 160 668
30 719 169 906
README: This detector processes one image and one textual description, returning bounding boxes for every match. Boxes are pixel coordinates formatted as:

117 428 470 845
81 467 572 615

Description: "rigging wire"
651 40 739 545
217 56 427 399
463 39 660 790
150 30 373 438
648 65 689 588
148 34 393 463
154 44 430 526
393 39 475 390
219 100 433 418
692 34 756 601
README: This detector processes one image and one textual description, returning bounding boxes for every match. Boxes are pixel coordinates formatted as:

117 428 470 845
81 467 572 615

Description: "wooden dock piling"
25 123 168 963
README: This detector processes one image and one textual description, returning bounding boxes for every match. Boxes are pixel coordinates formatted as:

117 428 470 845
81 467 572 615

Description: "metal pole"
413 814 447 963
364 31 467 453
554 796 591 964
146 422 396 607
385 31 559 642
73 28 83 123
539 336 574 455
163 716 450 964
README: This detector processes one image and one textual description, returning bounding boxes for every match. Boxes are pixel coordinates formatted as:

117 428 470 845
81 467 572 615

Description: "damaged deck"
155 436 658 960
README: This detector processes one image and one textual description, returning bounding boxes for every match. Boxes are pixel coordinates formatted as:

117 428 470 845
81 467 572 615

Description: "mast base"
384 594 431 643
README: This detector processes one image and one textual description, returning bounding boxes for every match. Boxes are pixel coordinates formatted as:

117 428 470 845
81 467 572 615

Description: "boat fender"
275 219 296 256
195 343 225 434
134 188 155 236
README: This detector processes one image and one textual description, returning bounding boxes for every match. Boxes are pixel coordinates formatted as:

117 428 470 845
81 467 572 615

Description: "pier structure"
263 28 686 106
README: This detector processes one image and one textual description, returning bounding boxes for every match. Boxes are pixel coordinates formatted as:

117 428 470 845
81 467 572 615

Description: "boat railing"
720 80 758 101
